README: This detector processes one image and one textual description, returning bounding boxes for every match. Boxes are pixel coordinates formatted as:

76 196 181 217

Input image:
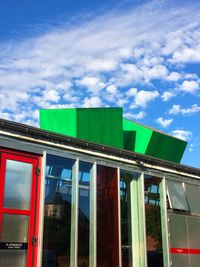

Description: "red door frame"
0 148 41 267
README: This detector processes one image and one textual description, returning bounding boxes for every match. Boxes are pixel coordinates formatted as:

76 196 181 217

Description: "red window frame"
0 148 41 267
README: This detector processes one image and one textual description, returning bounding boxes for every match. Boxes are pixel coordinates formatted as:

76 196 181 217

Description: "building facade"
0 118 200 267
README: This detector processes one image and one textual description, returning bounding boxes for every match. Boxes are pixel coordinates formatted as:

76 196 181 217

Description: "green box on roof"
40 107 123 149
40 107 187 163
123 119 187 163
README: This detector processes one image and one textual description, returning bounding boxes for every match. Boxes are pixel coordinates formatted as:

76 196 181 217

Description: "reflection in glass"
185 184 200 214
144 175 163 267
78 161 92 267
0 214 29 267
0 251 27 267
97 165 119 267
1 214 29 242
167 181 189 211
42 155 75 267
3 160 32 210
120 171 140 267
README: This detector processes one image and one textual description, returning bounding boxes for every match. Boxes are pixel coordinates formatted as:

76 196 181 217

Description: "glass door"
0 150 40 267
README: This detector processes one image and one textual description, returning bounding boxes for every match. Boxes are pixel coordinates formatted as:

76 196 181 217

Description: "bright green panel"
123 119 152 153
77 108 123 148
40 108 77 136
146 131 187 163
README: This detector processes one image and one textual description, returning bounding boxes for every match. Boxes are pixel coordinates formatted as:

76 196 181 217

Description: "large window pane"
120 171 140 267
97 165 119 267
78 161 93 267
42 155 75 267
3 160 32 210
144 175 163 267
185 184 200 214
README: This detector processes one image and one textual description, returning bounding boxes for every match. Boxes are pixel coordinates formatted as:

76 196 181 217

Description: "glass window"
42 155 75 267
3 160 32 210
0 214 29 267
120 170 140 267
185 184 200 214
97 165 119 267
144 175 163 267
0 214 29 243
78 161 93 267
167 180 189 211
0 251 27 267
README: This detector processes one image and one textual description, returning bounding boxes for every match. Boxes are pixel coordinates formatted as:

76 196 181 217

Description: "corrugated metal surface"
169 213 200 267
123 119 187 163
146 131 187 163
187 216 200 267
76 108 123 149
123 119 152 154
40 108 77 136
185 184 200 214
168 213 190 267
40 107 123 149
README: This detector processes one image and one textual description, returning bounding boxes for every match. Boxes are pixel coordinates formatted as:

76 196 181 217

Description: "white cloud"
82 96 102 107
131 90 159 108
169 104 200 115
180 80 199 93
42 89 61 102
156 117 173 128
116 98 129 106
119 64 143 85
189 144 194 152
171 45 200 63
167 71 182 81
141 64 168 82
126 88 138 97
0 0 199 123
86 59 117 72
171 130 192 141
161 91 175 101
124 111 146 120
106 84 117 94
77 76 106 93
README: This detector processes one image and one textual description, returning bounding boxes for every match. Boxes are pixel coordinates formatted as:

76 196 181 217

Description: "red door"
0 149 41 267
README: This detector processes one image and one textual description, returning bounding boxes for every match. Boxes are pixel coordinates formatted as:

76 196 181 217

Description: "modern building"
0 107 200 267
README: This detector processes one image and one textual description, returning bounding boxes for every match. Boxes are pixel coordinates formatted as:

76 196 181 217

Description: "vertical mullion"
160 178 170 267
138 172 147 267
117 167 122 267
89 162 97 267
70 158 79 267
130 178 139 267
37 151 46 267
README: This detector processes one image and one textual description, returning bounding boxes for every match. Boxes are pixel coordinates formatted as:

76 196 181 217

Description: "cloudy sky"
0 0 200 167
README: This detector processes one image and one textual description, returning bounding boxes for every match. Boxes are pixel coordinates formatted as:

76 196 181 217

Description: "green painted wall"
76 108 123 148
40 108 77 136
40 107 187 163
146 131 187 163
123 118 187 163
40 107 123 149
123 131 136 151
123 119 152 154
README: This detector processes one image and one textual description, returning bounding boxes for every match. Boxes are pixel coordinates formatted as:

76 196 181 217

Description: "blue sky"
0 0 200 168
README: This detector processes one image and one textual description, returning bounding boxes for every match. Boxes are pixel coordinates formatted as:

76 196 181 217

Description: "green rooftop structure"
40 107 123 149
123 119 187 163
40 107 187 163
